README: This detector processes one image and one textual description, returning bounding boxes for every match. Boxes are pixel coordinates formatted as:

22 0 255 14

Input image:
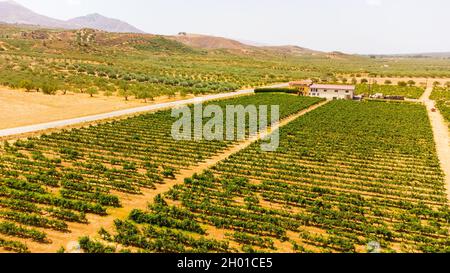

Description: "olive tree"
86 87 98 97
119 82 132 101
407 80 416 86
41 81 58 95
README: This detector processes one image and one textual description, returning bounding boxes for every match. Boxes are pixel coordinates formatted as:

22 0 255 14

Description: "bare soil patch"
421 84 450 201
0 87 194 130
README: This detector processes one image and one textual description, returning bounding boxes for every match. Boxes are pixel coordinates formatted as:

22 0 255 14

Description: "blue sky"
12 0 450 54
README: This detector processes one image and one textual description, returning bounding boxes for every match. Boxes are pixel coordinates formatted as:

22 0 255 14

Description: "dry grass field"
0 88 197 129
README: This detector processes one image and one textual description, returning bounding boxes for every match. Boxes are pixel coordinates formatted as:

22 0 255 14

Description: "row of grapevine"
431 87 450 127
98 100 450 253
355 84 425 99
0 94 322 252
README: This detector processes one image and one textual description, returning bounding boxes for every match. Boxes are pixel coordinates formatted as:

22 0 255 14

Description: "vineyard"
431 87 450 127
2 24 450 255
0 93 322 253
355 84 425 99
92 100 450 253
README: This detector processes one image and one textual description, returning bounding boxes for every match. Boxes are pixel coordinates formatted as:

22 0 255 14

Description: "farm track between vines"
21 99 329 253
422 84 450 201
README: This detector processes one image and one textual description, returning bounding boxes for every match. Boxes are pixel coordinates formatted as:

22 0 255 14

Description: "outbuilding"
289 80 313 95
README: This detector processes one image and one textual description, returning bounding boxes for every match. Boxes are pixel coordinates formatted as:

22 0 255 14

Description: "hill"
170 33 252 51
1 1 322 55
259 45 321 56
170 33 321 56
67 13 144 34
1 23 450 105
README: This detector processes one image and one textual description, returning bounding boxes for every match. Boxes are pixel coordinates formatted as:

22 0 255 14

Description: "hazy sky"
11 0 450 54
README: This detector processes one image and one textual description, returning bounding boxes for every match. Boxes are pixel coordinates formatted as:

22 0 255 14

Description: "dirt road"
0 84 288 138
23 100 329 253
0 87 151 130
421 84 450 201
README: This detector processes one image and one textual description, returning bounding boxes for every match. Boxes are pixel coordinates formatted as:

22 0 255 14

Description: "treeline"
254 87 299 94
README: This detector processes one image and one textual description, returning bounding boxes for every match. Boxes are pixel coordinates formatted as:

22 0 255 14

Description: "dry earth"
421 84 450 200
0 87 195 129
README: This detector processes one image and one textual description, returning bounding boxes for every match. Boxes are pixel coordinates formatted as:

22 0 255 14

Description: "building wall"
310 88 354 100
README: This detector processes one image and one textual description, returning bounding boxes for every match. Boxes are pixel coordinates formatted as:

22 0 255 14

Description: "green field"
76 100 450 253
1 91 449 253
431 87 450 127
355 84 425 99
0 94 322 253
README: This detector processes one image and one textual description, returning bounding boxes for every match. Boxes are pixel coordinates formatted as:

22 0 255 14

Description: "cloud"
366 0 383 6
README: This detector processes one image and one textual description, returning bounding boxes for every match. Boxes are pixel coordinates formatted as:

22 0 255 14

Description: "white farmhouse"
309 84 355 100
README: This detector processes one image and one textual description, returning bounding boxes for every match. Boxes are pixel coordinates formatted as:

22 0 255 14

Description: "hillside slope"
67 13 144 34
170 33 321 56
170 33 252 51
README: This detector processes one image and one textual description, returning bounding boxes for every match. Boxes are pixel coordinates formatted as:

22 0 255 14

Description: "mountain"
235 38 268 47
0 1 323 55
170 33 321 56
170 33 252 51
0 0 144 33
260 45 320 56
67 13 144 34
0 0 72 29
